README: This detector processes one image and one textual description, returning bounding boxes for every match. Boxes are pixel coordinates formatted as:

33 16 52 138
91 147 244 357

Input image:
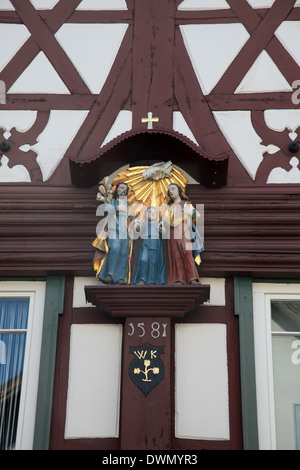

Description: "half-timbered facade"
1 0 300 451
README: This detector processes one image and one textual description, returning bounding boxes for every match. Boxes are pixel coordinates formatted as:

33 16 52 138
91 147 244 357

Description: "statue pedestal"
85 284 210 450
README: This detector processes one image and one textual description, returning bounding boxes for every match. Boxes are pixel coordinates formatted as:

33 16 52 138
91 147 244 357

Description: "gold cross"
141 112 159 129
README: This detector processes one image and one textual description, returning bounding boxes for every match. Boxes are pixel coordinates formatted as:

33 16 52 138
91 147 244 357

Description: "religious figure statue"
163 183 204 285
132 206 167 285
93 161 204 286
93 180 132 284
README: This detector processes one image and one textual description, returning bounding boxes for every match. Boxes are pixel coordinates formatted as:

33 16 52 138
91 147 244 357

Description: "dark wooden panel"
1 184 300 278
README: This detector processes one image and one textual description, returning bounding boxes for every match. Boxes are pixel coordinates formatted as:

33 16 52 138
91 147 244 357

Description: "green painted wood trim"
33 276 65 450
234 277 259 450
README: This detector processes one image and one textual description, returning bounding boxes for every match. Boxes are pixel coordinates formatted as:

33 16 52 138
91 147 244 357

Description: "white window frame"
252 282 300 450
0 281 46 450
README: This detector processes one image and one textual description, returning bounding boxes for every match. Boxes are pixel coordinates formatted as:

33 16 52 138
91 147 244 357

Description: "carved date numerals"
128 322 167 339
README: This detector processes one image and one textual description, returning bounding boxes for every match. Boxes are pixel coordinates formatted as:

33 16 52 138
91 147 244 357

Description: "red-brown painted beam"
131 0 175 129
85 284 210 317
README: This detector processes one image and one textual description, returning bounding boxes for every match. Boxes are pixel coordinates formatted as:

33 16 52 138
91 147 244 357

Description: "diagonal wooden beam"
9 0 90 94
226 0 260 31
266 39 300 86
174 1 299 102
0 1 133 95
0 39 40 91
64 25 133 159
212 0 296 94
0 0 83 91
44 0 84 32
174 26 232 157
227 0 300 89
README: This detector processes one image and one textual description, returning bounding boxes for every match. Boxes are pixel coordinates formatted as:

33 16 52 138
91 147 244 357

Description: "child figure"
132 206 167 285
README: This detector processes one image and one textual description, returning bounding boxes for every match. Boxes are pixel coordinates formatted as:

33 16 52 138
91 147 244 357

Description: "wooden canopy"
69 128 228 189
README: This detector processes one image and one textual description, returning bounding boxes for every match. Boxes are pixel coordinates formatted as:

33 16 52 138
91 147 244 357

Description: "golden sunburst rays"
113 165 188 209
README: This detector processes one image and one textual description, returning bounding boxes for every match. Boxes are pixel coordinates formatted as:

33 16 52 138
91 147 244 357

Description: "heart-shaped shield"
129 343 164 395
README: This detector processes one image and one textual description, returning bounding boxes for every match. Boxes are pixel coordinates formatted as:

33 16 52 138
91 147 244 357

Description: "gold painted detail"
141 111 159 129
113 162 188 207
134 359 160 383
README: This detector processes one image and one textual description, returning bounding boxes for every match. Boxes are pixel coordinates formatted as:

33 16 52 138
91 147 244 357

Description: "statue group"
93 162 204 286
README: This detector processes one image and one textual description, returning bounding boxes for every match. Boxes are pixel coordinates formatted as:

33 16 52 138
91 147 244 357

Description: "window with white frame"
0 282 46 450
253 283 300 450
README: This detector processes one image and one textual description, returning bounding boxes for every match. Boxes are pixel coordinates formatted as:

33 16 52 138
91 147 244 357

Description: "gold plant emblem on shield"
134 359 160 382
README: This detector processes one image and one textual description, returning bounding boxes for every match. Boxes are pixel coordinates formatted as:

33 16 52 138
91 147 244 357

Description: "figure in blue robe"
98 183 131 285
132 206 167 285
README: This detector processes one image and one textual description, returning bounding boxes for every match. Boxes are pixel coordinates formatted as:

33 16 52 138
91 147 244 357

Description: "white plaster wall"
0 110 37 181
8 52 70 94
55 23 128 94
213 109 300 183
180 23 250 95
202 277 226 306
6 22 128 95
264 109 300 134
2 8 299 185
235 50 292 94
29 0 60 8
173 111 198 145
73 276 99 308
1 0 129 10
175 323 230 440
0 20 128 182
213 110 265 180
0 24 31 73
76 0 127 9
64 323 122 439
0 109 89 182
101 110 132 148
178 0 230 9
246 0 275 7
275 22 300 68
267 157 300 184
179 18 300 184
0 0 15 9
34 110 89 181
